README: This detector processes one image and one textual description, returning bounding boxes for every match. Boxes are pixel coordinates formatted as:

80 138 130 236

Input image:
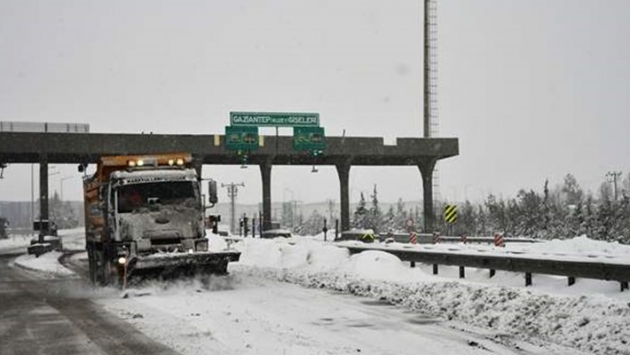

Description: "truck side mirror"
208 180 218 205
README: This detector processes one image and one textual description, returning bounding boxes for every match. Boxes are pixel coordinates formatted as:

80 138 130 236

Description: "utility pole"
221 182 245 235
607 171 622 201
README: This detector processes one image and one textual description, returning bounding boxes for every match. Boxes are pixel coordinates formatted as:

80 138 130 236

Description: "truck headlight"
118 257 127 265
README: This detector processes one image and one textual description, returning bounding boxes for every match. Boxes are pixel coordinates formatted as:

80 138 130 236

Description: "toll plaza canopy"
0 131 458 233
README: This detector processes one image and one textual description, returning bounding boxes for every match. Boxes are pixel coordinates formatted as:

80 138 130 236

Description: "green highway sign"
293 126 326 151
225 126 259 151
230 112 320 127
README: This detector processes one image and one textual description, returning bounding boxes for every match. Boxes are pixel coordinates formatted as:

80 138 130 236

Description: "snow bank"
13 251 75 277
508 235 630 257
232 237 630 355
0 235 32 255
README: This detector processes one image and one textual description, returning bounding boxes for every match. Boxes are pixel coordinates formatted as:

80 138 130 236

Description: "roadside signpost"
444 204 457 224
444 204 457 237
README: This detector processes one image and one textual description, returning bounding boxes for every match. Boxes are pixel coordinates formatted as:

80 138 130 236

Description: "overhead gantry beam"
0 132 458 233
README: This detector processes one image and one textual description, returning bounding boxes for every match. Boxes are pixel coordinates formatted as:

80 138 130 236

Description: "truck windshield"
117 181 197 213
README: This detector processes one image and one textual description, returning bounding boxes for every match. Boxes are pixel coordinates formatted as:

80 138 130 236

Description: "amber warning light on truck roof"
100 153 192 168
127 156 186 167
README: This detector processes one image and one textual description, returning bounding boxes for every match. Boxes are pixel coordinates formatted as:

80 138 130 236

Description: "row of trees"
291 173 630 244
291 186 423 236
438 174 630 243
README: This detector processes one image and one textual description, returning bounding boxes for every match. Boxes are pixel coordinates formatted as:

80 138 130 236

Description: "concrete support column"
335 161 352 232
418 159 437 233
259 162 272 231
39 155 49 242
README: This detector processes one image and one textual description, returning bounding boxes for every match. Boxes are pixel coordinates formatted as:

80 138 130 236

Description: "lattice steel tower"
424 0 441 201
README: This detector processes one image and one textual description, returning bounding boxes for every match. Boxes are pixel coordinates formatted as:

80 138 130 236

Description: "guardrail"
341 244 630 292
377 233 538 245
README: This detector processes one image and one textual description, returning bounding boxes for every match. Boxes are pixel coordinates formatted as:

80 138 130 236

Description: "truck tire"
87 247 97 284
93 249 113 286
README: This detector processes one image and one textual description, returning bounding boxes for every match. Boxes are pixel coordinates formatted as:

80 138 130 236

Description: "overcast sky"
1 0 629 207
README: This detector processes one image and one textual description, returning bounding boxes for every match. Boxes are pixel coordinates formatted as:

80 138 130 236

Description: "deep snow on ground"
4 230 630 354
0 234 32 255
231 236 630 355
9 228 84 275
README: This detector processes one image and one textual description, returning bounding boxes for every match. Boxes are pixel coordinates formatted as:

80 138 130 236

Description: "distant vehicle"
336 229 376 243
261 229 292 239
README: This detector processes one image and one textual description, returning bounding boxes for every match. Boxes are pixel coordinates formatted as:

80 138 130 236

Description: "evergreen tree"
595 182 615 241
352 192 368 229
622 173 630 199
562 174 584 206
515 189 543 237
477 205 487 236
367 185 383 233
485 194 508 234
393 198 407 231
457 200 476 236
297 209 325 236
382 206 396 232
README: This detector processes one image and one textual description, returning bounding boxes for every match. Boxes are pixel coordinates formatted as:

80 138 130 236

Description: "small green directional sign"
293 126 326 151
225 126 259 151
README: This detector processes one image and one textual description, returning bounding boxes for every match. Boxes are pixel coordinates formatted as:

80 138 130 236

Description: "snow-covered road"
6 230 630 354
99 273 561 355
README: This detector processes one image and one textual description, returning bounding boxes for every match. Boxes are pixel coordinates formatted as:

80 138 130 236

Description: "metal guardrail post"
459 266 465 279
525 272 532 287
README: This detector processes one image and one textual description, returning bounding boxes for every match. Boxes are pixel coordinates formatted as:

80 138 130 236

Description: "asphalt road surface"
0 253 179 355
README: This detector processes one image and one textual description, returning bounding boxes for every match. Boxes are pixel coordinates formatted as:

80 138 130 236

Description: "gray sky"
1 0 629 206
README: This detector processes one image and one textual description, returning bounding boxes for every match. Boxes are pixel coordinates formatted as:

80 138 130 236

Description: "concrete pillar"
39 155 49 242
259 162 272 231
335 161 351 232
418 159 437 233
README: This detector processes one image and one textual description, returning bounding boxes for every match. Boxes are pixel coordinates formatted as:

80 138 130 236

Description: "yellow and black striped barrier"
444 204 457 224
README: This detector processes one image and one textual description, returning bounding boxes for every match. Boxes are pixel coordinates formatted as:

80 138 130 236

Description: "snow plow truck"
82 153 240 286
